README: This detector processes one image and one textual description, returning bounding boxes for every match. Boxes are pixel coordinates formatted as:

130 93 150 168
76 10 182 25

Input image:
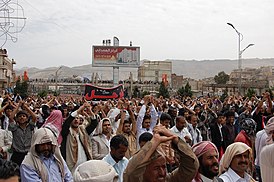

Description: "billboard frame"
92 45 140 68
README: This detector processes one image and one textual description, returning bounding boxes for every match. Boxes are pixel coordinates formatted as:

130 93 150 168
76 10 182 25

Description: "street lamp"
240 44 254 56
227 23 254 95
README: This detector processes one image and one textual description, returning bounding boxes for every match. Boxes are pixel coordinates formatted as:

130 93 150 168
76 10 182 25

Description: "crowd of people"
0 91 274 182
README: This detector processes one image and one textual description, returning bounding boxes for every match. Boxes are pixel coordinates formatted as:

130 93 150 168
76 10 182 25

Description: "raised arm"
22 101 37 123
116 110 125 134
84 103 99 135
137 104 146 131
123 126 176 181
129 105 137 135
149 103 158 130
265 92 272 114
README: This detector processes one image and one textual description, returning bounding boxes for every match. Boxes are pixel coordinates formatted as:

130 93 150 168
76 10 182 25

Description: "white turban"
73 160 118 182
219 142 252 174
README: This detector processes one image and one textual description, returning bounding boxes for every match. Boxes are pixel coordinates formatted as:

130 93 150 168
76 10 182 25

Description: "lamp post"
227 23 254 95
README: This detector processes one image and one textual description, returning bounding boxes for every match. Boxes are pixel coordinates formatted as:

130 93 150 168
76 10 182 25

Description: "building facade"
0 49 16 92
138 60 172 83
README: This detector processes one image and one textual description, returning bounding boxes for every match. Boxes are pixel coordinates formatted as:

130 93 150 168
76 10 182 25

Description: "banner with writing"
84 84 124 101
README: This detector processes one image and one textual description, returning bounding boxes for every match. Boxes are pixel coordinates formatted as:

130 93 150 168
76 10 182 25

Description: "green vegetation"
14 80 29 99
157 81 170 98
214 71 229 84
178 82 192 97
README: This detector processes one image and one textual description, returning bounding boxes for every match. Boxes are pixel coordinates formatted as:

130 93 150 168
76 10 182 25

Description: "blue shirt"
20 155 73 182
103 154 129 182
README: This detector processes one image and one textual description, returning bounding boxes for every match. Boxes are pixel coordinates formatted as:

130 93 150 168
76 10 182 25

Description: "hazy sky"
2 0 274 69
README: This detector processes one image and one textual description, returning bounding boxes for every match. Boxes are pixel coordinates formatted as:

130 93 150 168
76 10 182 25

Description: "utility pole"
55 66 62 91
129 72 133 98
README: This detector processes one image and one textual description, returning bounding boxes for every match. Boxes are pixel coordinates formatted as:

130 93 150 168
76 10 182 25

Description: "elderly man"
192 141 223 182
123 125 199 182
20 128 73 182
219 142 256 182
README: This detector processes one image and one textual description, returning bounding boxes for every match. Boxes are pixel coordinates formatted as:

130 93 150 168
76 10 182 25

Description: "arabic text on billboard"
92 46 140 67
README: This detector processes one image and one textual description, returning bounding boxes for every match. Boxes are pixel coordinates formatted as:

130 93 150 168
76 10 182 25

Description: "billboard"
84 84 124 101
92 46 140 67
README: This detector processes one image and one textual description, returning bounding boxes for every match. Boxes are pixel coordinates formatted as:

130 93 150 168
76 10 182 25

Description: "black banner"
84 84 124 101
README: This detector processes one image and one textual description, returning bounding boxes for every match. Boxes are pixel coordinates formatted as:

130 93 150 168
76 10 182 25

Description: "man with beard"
103 134 128 182
91 117 113 159
20 128 72 182
192 141 223 182
219 142 255 182
170 116 192 144
61 102 98 172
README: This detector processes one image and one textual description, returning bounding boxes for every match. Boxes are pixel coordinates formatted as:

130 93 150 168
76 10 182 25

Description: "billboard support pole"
113 66 119 86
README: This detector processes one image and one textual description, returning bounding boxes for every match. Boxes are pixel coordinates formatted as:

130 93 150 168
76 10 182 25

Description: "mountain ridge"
15 58 274 80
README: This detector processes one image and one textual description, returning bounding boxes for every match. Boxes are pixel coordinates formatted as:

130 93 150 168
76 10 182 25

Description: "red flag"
23 71 29 81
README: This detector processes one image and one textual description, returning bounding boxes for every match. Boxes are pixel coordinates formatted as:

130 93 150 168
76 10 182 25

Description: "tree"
38 90 48 98
14 80 29 98
177 86 185 97
184 82 193 97
141 90 150 98
246 88 256 98
214 71 229 84
177 82 192 97
157 82 169 98
220 88 229 102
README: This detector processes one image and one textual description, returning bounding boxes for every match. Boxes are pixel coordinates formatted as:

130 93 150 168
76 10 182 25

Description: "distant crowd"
0 91 274 182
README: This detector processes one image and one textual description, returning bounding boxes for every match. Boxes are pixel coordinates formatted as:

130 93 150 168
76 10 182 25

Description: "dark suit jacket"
210 122 227 151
